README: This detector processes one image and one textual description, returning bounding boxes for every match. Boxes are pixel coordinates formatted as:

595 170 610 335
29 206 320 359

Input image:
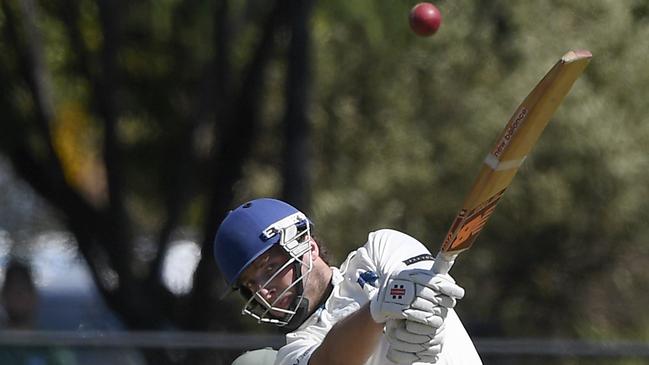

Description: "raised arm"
309 303 383 365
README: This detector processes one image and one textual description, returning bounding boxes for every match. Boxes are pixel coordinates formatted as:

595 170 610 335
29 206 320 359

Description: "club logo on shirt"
357 270 378 288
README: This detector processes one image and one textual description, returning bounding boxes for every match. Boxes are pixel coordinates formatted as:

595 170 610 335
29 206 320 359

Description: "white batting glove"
383 272 465 364
402 272 462 327
385 319 445 364
369 269 464 324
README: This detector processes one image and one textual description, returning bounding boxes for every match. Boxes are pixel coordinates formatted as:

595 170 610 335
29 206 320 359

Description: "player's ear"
309 238 320 258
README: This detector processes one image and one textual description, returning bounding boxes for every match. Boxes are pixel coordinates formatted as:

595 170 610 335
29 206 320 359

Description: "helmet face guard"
241 212 313 327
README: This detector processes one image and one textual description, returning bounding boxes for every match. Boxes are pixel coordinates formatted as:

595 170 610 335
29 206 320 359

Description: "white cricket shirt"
275 229 482 365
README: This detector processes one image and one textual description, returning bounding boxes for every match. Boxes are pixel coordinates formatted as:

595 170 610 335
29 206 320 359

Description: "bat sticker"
492 107 528 158
441 189 506 252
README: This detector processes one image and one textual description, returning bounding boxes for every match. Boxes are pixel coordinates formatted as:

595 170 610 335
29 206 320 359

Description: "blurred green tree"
1 0 315 363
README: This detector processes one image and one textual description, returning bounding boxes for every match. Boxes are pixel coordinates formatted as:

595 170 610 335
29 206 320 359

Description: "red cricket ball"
409 2 442 37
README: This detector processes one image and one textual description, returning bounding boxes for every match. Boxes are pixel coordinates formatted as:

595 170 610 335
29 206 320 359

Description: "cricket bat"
432 49 592 275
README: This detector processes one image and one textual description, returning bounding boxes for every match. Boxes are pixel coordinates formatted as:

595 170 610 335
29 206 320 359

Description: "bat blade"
432 50 592 274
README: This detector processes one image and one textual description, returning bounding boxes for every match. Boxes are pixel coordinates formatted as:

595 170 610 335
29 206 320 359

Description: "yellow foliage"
52 102 107 205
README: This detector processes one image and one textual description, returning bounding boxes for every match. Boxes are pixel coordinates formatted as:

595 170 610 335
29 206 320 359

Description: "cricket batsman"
213 198 482 365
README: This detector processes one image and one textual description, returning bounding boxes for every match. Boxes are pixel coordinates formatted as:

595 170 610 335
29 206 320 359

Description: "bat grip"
431 251 457 275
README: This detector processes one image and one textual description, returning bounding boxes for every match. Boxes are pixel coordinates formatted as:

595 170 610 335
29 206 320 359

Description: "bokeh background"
1 0 649 364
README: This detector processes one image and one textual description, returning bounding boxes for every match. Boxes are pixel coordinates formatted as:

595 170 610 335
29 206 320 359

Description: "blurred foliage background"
1 0 649 363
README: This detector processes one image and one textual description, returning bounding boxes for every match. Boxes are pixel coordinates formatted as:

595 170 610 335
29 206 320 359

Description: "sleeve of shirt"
356 229 436 281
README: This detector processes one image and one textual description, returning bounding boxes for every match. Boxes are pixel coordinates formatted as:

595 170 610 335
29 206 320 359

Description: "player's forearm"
309 302 384 365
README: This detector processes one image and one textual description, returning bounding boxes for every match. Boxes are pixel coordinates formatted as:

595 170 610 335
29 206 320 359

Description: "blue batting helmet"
213 198 308 288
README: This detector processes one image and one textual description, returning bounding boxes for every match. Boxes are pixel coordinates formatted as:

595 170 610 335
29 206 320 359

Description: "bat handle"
431 251 457 275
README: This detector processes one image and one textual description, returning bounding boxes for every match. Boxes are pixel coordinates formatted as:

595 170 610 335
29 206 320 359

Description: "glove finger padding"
386 319 446 364
413 285 458 310
386 347 441 365
402 308 444 327
406 319 446 336
386 320 433 344
409 295 451 314
386 320 444 349
386 322 430 351
413 354 440 364
387 337 435 353
386 348 422 365
408 272 465 300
